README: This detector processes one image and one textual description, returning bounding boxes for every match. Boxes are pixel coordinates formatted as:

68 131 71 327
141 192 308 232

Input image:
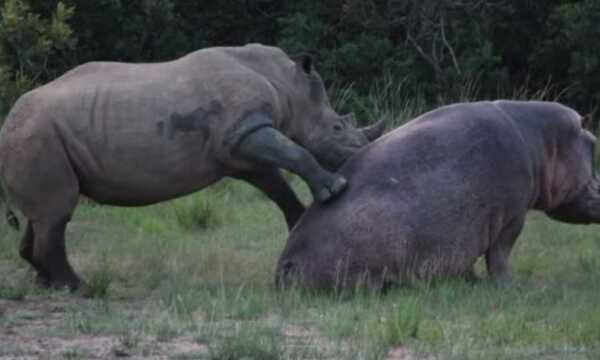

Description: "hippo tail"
0 175 19 231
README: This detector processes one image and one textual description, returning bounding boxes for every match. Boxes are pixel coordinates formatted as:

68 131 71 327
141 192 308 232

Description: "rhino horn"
360 119 386 142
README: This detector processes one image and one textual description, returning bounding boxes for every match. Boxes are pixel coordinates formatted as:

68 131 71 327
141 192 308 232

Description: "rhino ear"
342 113 357 127
292 53 313 74
582 113 594 132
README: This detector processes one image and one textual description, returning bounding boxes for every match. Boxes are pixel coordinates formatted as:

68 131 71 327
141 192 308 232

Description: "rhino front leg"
485 217 525 285
232 170 305 230
236 127 348 203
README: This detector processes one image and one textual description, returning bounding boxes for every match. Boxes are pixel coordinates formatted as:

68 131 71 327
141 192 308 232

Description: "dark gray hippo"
0 43 384 290
276 100 600 290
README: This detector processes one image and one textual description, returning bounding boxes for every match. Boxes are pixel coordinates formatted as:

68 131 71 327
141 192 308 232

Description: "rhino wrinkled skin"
276 101 600 290
0 44 383 290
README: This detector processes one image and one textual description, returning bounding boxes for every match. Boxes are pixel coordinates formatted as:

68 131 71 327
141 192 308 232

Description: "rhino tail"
6 209 19 230
0 175 20 231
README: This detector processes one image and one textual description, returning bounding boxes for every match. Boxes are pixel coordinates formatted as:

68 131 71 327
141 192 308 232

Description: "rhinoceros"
276 100 600 290
0 43 384 290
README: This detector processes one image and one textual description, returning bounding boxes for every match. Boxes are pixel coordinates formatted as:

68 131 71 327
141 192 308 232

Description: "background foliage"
1 0 599 122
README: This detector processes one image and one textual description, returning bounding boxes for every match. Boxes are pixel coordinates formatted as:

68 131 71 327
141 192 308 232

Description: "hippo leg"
237 127 348 203
31 216 81 290
232 170 305 229
485 217 525 284
19 221 51 286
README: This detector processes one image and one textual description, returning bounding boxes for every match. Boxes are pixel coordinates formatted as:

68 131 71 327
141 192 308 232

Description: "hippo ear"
292 53 313 74
582 113 594 132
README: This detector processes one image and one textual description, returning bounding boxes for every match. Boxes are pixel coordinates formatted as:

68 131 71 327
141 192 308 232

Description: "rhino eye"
333 123 343 131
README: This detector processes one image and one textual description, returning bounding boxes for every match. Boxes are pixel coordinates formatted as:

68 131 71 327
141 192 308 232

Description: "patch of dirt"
1 296 419 360
387 346 412 360
0 297 208 359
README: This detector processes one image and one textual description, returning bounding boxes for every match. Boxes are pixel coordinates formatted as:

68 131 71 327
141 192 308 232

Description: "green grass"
1 176 600 359
207 323 283 360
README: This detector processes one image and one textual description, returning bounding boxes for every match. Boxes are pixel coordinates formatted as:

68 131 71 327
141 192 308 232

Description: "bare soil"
0 296 208 359
0 296 415 359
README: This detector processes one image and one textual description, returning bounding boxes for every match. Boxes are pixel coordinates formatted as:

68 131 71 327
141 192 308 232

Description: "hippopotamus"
0 43 384 290
276 100 600 290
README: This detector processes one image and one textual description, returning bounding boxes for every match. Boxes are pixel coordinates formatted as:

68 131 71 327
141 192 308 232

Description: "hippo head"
545 124 600 224
275 232 333 291
274 199 366 291
275 227 378 291
285 55 385 171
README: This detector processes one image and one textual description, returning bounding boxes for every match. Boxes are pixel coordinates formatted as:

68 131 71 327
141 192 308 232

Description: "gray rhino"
276 100 600 290
0 43 383 290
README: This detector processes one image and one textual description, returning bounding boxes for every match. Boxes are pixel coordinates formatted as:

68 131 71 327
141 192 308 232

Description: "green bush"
0 0 75 118
2 0 600 125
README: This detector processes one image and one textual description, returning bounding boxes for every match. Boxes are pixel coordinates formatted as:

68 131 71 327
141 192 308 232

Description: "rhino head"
283 55 385 171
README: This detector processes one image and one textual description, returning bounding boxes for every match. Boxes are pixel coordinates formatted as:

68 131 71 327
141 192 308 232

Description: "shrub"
0 0 75 118
173 193 220 231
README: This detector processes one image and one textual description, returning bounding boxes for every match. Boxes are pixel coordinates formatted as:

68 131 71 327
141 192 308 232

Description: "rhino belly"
63 115 221 206
78 152 222 206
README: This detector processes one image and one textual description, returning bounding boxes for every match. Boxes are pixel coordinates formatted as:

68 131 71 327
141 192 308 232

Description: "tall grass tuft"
331 74 429 130
375 295 423 346
574 306 600 345
173 193 221 231
83 253 113 299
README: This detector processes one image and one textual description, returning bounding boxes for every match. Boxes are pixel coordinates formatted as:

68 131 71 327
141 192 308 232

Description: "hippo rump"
276 100 600 290
0 43 384 290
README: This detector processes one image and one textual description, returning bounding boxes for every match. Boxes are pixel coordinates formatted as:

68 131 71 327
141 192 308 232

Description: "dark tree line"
1 0 599 121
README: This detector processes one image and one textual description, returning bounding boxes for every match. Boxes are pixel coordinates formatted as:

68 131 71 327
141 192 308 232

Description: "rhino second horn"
360 120 386 141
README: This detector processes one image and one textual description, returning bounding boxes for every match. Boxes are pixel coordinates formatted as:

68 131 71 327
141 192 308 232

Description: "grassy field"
1 175 600 359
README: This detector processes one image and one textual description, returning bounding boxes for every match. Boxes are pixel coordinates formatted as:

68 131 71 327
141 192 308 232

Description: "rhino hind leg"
31 216 81 290
19 221 51 286
6 133 82 291
237 126 348 203
485 216 525 285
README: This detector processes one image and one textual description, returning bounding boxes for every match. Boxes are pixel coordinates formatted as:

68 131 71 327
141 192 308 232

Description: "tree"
0 0 75 117
545 0 600 111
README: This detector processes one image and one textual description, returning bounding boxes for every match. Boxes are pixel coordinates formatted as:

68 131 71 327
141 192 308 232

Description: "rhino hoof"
315 176 348 203
316 188 333 203
330 176 348 195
